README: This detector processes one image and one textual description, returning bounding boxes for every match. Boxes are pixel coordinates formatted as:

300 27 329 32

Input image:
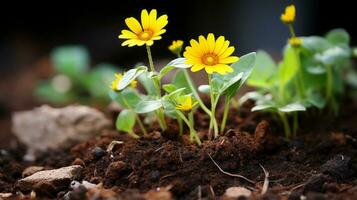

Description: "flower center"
202 54 218 66
138 30 153 41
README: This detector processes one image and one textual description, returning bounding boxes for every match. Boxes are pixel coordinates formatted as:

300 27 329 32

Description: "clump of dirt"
69 120 269 198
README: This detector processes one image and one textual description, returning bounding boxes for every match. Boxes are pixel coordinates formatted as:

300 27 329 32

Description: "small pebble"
91 147 106 159
321 154 353 180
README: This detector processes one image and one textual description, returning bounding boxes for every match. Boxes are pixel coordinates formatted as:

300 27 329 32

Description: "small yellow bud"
289 37 302 48
280 5 296 24
168 40 184 56
176 96 196 112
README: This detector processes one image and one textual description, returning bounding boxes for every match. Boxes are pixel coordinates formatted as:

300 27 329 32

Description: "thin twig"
259 163 269 195
207 153 255 184
198 185 202 200
155 146 165 152
208 185 216 199
289 183 305 192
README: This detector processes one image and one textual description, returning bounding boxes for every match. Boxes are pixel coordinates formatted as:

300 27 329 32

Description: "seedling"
110 9 256 143
242 5 353 138
35 46 117 105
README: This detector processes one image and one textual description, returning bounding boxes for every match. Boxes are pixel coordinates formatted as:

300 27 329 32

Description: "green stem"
208 75 219 139
177 117 183 136
176 111 201 145
182 69 211 115
288 24 296 37
120 95 148 135
279 112 291 139
326 64 333 103
146 45 167 130
156 109 167 130
220 96 230 134
128 130 140 139
326 64 338 115
295 49 305 96
146 45 156 73
294 76 302 99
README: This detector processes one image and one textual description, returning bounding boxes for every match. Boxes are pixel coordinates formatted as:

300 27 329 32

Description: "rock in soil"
144 188 173 200
22 166 45 177
91 146 107 159
105 161 130 180
12 105 111 159
321 154 354 180
223 186 252 198
17 165 82 193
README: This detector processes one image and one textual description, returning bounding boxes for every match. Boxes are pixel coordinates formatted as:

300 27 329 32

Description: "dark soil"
1 98 357 199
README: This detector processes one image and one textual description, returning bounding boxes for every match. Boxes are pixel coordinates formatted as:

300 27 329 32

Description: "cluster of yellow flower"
118 9 239 77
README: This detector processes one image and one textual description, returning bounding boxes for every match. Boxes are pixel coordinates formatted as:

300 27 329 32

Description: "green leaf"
346 68 357 88
34 81 75 104
137 71 158 95
116 109 136 133
315 46 350 66
326 29 350 45
198 85 210 94
158 58 189 80
305 92 326 109
252 104 276 112
279 46 299 88
301 36 331 53
172 70 192 94
135 99 163 113
162 84 177 93
214 52 256 98
278 103 306 112
82 64 117 100
165 58 191 69
158 65 175 80
248 50 277 88
51 46 89 77
109 89 141 109
117 66 147 91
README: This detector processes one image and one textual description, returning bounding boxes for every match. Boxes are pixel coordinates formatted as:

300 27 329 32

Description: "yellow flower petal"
198 35 208 53
207 33 215 52
118 30 137 39
146 40 154 46
191 65 205 72
219 46 235 58
211 64 234 75
213 36 225 54
141 9 150 30
149 9 157 27
218 40 230 55
152 15 168 32
125 17 142 34
219 56 239 64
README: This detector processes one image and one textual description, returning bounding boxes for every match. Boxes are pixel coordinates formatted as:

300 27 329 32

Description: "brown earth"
1 97 357 199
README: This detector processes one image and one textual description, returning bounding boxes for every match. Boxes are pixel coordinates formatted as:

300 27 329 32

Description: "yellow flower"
168 40 184 55
183 33 239 75
280 5 296 24
289 37 302 47
110 73 137 91
175 96 197 112
118 9 168 47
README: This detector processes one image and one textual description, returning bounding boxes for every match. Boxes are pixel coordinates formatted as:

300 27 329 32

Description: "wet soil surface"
1 100 357 199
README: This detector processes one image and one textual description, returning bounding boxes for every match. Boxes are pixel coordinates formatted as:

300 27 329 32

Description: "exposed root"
207 153 255 184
